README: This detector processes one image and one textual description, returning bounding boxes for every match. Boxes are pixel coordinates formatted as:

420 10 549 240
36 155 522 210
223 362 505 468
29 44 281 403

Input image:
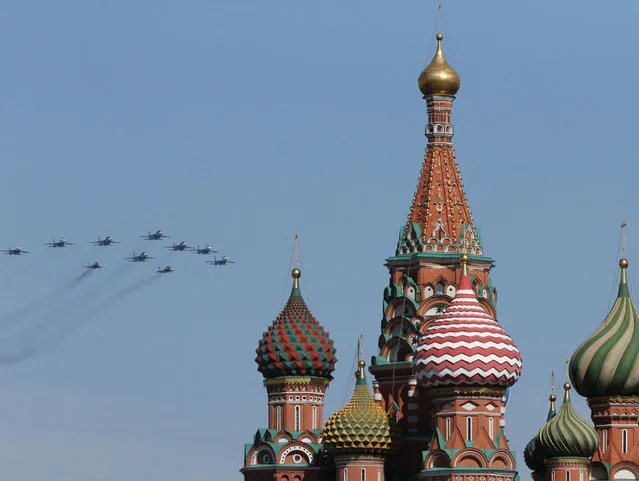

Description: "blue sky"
1 1 639 479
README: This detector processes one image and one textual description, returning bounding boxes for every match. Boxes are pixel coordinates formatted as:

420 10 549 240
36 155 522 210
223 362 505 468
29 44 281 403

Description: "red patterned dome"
256 268 337 380
414 255 522 388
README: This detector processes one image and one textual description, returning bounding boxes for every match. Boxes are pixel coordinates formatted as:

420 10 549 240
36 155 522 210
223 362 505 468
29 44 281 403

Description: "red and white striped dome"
414 264 522 388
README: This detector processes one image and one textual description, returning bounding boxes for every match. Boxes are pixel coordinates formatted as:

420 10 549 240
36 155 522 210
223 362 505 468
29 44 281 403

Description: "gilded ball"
460 253 470 264
549 394 557 402
291 267 301 279
358 360 366 368
620 258 629 269
564 382 571 391
436 32 443 41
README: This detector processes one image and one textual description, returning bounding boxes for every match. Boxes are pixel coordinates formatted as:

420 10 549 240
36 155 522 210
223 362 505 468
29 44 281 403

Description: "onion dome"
524 389 557 472
322 360 398 456
256 267 337 379
570 257 639 397
414 254 522 388
418 32 460 96
537 383 599 459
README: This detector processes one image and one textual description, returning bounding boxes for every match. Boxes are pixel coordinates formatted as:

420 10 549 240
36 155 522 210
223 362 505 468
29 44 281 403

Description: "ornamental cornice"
264 377 329 388
545 457 591 468
588 395 639 406
430 387 506 400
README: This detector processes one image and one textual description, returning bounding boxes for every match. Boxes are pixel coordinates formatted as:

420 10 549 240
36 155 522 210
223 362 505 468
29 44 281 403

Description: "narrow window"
377 470 381 481
466 416 472 441
361 469 366 481
312 406 317 430
489 417 494 439
295 405 301 431
566 470 570 481
445 417 451 440
602 430 608 452
276 406 282 430
551 470 555 481
344 469 348 481
579 470 584 481
622 429 628 454
436 281 445 295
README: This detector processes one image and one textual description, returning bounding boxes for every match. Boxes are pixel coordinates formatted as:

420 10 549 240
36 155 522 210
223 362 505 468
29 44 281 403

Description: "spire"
356 334 366 385
291 232 301 295
548 370 557 421
401 33 478 255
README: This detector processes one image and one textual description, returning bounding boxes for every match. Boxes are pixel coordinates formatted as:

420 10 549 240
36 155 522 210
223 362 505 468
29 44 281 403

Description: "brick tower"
242 262 337 481
368 32 503 479
569 253 639 480
412 253 522 481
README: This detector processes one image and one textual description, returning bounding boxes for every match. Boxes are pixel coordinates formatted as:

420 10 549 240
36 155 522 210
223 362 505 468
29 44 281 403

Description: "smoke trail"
0 275 161 363
0 270 95 326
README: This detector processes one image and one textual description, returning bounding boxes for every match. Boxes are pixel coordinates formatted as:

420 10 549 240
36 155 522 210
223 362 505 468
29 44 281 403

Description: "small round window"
262 454 271 464
293 454 303 464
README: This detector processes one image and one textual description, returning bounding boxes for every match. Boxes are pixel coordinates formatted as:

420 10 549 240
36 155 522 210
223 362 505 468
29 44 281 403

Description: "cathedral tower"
242 261 337 481
369 32 500 477
570 253 639 480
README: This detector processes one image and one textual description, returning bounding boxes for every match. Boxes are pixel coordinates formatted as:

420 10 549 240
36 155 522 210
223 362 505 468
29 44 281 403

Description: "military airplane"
125 252 155 263
156 266 174 274
165 241 190 252
207 255 235 266
84 262 103 270
3 246 29 255
141 230 170 241
192 244 217 255
91 236 119 247
45 238 75 248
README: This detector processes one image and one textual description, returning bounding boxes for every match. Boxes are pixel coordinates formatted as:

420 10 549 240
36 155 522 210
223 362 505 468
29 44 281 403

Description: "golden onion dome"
418 32 460 96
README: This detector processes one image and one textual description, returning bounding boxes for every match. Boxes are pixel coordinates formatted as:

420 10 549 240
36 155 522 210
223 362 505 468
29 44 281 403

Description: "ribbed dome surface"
524 393 557 472
537 384 598 459
256 277 336 380
414 268 522 388
570 260 639 397
322 362 398 455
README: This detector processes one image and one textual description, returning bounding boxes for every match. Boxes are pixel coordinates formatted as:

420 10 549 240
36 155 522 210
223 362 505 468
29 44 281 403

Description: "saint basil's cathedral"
240 25 639 481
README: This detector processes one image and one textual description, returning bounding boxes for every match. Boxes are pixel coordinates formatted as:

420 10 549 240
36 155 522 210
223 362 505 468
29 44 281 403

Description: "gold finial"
621 221 629 284
460 253 470 276
356 334 366 380
291 232 301 288
563 359 571 401
549 370 556 403
418 32 460 96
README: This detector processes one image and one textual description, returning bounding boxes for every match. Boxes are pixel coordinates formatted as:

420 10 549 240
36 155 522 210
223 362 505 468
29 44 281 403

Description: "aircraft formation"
4 230 235 274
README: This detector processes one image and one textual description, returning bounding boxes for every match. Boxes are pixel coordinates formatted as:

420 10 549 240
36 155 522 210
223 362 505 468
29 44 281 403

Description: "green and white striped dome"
537 383 598 459
570 259 639 397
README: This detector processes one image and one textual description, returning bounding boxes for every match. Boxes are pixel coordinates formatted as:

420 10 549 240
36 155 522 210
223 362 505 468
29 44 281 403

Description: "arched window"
488 417 494 439
377 470 381 481
344 468 348 481
622 429 628 454
276 406 282 430
466 416 472 441
436 281 445 295
603 430 608 452
551 470 555 481
361 469 366 481
566 470 570 481
295 405 301 431
579 470 584 481
445 417 451 440
312 406 317 430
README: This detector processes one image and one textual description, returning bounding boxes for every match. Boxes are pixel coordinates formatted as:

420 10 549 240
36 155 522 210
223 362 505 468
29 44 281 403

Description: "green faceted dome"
570 259 639 397
256 269 337 380
322 361 399 456
537 383 598 459
524 391 557 472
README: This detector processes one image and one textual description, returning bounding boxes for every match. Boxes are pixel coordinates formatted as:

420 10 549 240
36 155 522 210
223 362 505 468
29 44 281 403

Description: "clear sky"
1 1 639 479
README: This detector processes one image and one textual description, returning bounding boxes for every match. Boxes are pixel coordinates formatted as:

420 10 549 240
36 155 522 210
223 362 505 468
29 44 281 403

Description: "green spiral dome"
537 383 598 459
570 259 639 397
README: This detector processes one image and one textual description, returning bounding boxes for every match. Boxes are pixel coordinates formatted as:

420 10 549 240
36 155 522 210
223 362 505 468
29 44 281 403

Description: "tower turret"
569 230 639 480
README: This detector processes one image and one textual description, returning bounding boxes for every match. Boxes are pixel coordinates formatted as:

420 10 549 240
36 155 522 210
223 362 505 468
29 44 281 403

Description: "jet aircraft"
141 230 170 241
45 238 75 248
192 244 217 255
3 246 29 255
125 252 155 263
165 241 190 252
91 236 119 247
156 266 174 274
84 262 103 270
207 255 235 266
